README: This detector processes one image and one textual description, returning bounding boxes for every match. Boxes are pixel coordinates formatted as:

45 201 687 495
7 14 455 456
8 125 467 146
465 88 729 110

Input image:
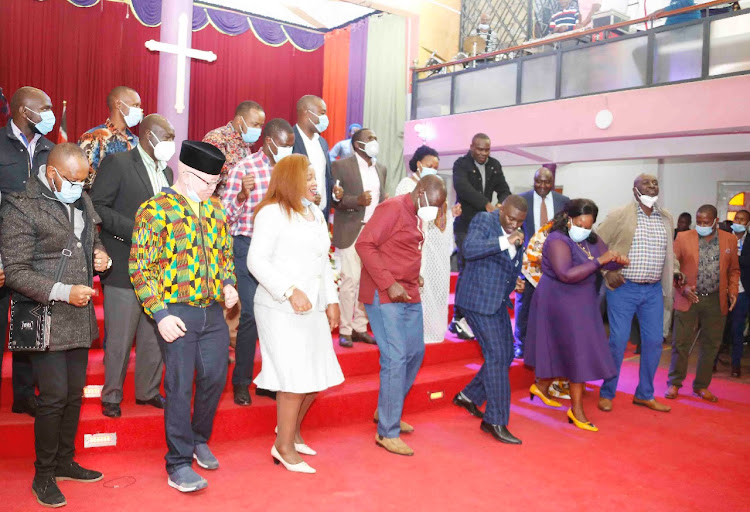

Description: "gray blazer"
0 177 104 351
332 155 387 250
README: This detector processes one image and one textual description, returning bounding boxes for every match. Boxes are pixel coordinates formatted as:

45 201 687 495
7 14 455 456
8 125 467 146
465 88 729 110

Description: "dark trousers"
730 291 749 367
158 303 229 474
0 287 35 404
30 348 88 477
453 230 467 321
462 308 513 426
513 279 535 353
231 235 258 387
668 293 726 391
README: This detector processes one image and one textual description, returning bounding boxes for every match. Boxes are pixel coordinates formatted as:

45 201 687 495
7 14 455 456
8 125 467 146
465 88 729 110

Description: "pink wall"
404 74 750 156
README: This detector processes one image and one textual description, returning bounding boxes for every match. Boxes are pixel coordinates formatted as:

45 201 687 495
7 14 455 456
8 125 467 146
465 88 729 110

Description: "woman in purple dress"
525 199 629 432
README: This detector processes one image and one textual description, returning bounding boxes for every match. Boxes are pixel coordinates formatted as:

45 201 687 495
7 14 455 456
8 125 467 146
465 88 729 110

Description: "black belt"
696 291 718 297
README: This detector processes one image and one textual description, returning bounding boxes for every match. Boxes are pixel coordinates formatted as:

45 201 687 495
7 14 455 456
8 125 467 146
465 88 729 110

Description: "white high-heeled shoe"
271 445 316 474
275 426 317 456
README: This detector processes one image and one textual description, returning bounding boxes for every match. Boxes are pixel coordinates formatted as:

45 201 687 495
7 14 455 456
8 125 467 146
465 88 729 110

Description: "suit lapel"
131 149 156 197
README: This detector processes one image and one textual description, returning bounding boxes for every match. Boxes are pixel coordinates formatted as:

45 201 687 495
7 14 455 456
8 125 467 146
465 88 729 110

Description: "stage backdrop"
0 0 324 144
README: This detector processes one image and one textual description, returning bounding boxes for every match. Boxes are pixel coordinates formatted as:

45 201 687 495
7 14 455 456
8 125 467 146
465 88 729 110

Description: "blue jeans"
158 303 229 474
365 291 425 439
730 292 749 367
232 235 259 387
601 281 663 401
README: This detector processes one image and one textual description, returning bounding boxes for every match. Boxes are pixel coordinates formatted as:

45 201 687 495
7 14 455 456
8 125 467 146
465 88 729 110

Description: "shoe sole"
374 440 414 456
32 489 67 508
55 475 103 483
452 399 484 419
167 477 208 492
479 424 522 444
193 454 219 470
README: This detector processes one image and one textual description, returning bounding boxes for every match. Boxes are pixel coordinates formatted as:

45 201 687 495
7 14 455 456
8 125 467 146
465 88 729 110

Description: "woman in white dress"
396 146 462 343
248 154 344 474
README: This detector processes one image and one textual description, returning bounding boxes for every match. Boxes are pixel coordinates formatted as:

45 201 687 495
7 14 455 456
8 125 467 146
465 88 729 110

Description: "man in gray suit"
89 114 175 418
514 166 569 357
332 128 387 347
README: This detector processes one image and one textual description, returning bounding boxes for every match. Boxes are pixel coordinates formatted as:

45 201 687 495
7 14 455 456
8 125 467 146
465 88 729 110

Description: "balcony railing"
410 3 750 120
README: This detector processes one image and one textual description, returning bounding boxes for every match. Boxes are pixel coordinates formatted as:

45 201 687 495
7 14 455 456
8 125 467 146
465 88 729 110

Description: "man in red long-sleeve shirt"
356 175 447 456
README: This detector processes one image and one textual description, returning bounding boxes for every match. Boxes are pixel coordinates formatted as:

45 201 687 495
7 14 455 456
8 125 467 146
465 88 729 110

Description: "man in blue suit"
452 194 528 444
514 167 569 357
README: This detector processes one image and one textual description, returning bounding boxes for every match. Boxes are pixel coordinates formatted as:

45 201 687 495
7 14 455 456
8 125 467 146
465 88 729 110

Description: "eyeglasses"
50 166 86 187
186 171 221 187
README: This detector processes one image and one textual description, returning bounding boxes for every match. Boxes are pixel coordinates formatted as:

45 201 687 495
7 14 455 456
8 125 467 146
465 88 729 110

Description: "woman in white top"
248 154 344 474
396 146 461 343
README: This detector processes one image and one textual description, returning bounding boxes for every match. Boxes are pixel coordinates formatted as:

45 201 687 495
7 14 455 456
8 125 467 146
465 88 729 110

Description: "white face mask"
270 138 294 163
119 101 143 128
635 188 658 208
568 222 592 243
357 140 379 158
478 23 490 30
149 133 176 163
417 191 438 222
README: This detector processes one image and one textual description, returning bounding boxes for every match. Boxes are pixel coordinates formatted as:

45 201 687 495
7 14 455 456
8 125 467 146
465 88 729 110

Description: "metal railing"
411 2 750 120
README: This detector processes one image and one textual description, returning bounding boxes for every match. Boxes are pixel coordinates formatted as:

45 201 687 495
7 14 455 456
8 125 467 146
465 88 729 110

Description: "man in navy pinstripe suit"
452 195 528 444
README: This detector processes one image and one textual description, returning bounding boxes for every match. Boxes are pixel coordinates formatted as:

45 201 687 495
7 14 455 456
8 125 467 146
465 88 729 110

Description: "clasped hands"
288 287 340 330
157 285 238 343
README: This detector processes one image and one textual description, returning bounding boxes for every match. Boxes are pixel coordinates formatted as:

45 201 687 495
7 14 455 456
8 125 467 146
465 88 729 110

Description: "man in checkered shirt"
221 118 296 407
595 174 683 414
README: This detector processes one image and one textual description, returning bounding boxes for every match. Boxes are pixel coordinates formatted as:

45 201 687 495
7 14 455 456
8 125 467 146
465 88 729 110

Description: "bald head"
46 143 90 188
107 86 139 111
413 174 448 208
533 167 554 198
296 95 327 134
10 87 52 133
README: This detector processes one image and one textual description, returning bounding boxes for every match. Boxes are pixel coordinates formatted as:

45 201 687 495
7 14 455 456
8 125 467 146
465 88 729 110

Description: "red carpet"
1 360 748 512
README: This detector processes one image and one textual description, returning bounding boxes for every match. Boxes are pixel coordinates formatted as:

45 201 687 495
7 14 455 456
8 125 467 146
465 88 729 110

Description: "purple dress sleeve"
593 237 624 271
546 237 601 284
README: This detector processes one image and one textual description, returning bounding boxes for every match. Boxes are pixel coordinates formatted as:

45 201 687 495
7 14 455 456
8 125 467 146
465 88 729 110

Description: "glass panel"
521 55 556 103
561 36 648 97
653 23 703 84
453 63 518 114
709 13 750 76
729 192 745 206
415 77 452 119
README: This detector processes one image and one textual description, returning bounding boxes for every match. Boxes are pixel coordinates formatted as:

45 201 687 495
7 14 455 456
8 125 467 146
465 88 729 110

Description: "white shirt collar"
296 124 319 143
11 119 40 146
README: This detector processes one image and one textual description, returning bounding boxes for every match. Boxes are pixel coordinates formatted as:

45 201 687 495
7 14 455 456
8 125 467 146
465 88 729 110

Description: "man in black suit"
292 95 340 218
89 114 175 418
514 166 569 357
450 133 511 340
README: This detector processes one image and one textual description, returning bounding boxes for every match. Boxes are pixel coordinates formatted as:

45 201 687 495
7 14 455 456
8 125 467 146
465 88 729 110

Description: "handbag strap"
52 205 77 285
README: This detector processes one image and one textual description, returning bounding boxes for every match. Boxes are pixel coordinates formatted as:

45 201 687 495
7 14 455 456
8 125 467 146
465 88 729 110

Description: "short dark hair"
408 145 439 173
502 194 528 213
551 198 600 243
235 101 263 116
107 86 136 111
735 209 750 220
697 204 718 219
678 212 692 221
471 133 490 145
263 118 293 140
49 142 87 165
351 127 371 146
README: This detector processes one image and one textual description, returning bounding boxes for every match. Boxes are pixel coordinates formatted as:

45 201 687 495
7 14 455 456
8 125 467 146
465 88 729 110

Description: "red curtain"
0 0 160 143
188 27 324 141
321 27 351 148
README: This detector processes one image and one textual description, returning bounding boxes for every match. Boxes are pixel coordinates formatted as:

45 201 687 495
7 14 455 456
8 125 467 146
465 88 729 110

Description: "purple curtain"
67 0 99 6
193 7 209 31
250 18 288 45
205 8 250 35
346 18 368 127
284 25 325 51
129 0 161 26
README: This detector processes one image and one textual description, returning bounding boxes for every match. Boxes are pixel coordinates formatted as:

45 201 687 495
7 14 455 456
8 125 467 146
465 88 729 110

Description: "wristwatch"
106 257 113 270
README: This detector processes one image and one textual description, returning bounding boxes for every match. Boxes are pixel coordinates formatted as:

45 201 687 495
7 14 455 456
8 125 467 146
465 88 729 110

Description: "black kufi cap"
179 140 225 175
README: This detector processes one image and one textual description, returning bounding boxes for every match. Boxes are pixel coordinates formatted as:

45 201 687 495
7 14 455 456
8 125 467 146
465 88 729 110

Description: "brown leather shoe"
338 334 353 348
632 397 671 412
597 397 613 412
664 385 679 399
375 434 414 456
373 411 414 433
693 388 718 402
352 331 376 344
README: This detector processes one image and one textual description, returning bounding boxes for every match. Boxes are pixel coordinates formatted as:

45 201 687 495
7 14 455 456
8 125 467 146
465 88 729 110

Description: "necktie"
540 198 549 225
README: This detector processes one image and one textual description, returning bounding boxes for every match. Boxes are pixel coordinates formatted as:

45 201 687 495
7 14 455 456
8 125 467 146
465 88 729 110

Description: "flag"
0 87 9 127
57 100 68 143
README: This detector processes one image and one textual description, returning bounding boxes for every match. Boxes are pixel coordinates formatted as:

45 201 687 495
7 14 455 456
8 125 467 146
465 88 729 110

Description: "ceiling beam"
286 7 328 29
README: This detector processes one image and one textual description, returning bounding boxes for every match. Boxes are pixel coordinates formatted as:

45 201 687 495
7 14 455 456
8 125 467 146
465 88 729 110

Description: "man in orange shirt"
667 204 740 402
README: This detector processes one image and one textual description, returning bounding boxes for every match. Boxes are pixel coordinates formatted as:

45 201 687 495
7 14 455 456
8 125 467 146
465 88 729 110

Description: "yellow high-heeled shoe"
567 408 598 432
529 384 562 408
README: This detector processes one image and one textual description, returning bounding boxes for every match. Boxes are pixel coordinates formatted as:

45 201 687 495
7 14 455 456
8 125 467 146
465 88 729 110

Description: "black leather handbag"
8 209 76 352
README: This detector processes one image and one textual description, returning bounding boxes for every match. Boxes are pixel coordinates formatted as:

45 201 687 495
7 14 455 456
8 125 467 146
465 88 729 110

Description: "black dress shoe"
339 334 353 348
55 461 103 482
136 394 166 409
12 395 37 417
352 331 376 344
255 387 277 400
453 392 484 419
731 366 741 378
233 385 252 406
480 421 522 445
102 402 122 418
32 475 66 508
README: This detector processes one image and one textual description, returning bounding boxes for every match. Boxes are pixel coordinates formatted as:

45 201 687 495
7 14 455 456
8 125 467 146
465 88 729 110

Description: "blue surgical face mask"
419 164 438 177
307 110 329 133
119 102 143 128
51 166 84 204
26 107 56 136
731 223 747 233
301 197 313 207
568 223 592 243
696 220 716 237
240 118 262 144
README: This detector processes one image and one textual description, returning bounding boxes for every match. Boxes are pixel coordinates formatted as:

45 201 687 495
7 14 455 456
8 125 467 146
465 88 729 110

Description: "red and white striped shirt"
221 149 273 238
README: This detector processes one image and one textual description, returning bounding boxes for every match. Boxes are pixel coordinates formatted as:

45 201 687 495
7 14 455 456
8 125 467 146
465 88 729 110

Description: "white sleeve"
247 206 296 302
